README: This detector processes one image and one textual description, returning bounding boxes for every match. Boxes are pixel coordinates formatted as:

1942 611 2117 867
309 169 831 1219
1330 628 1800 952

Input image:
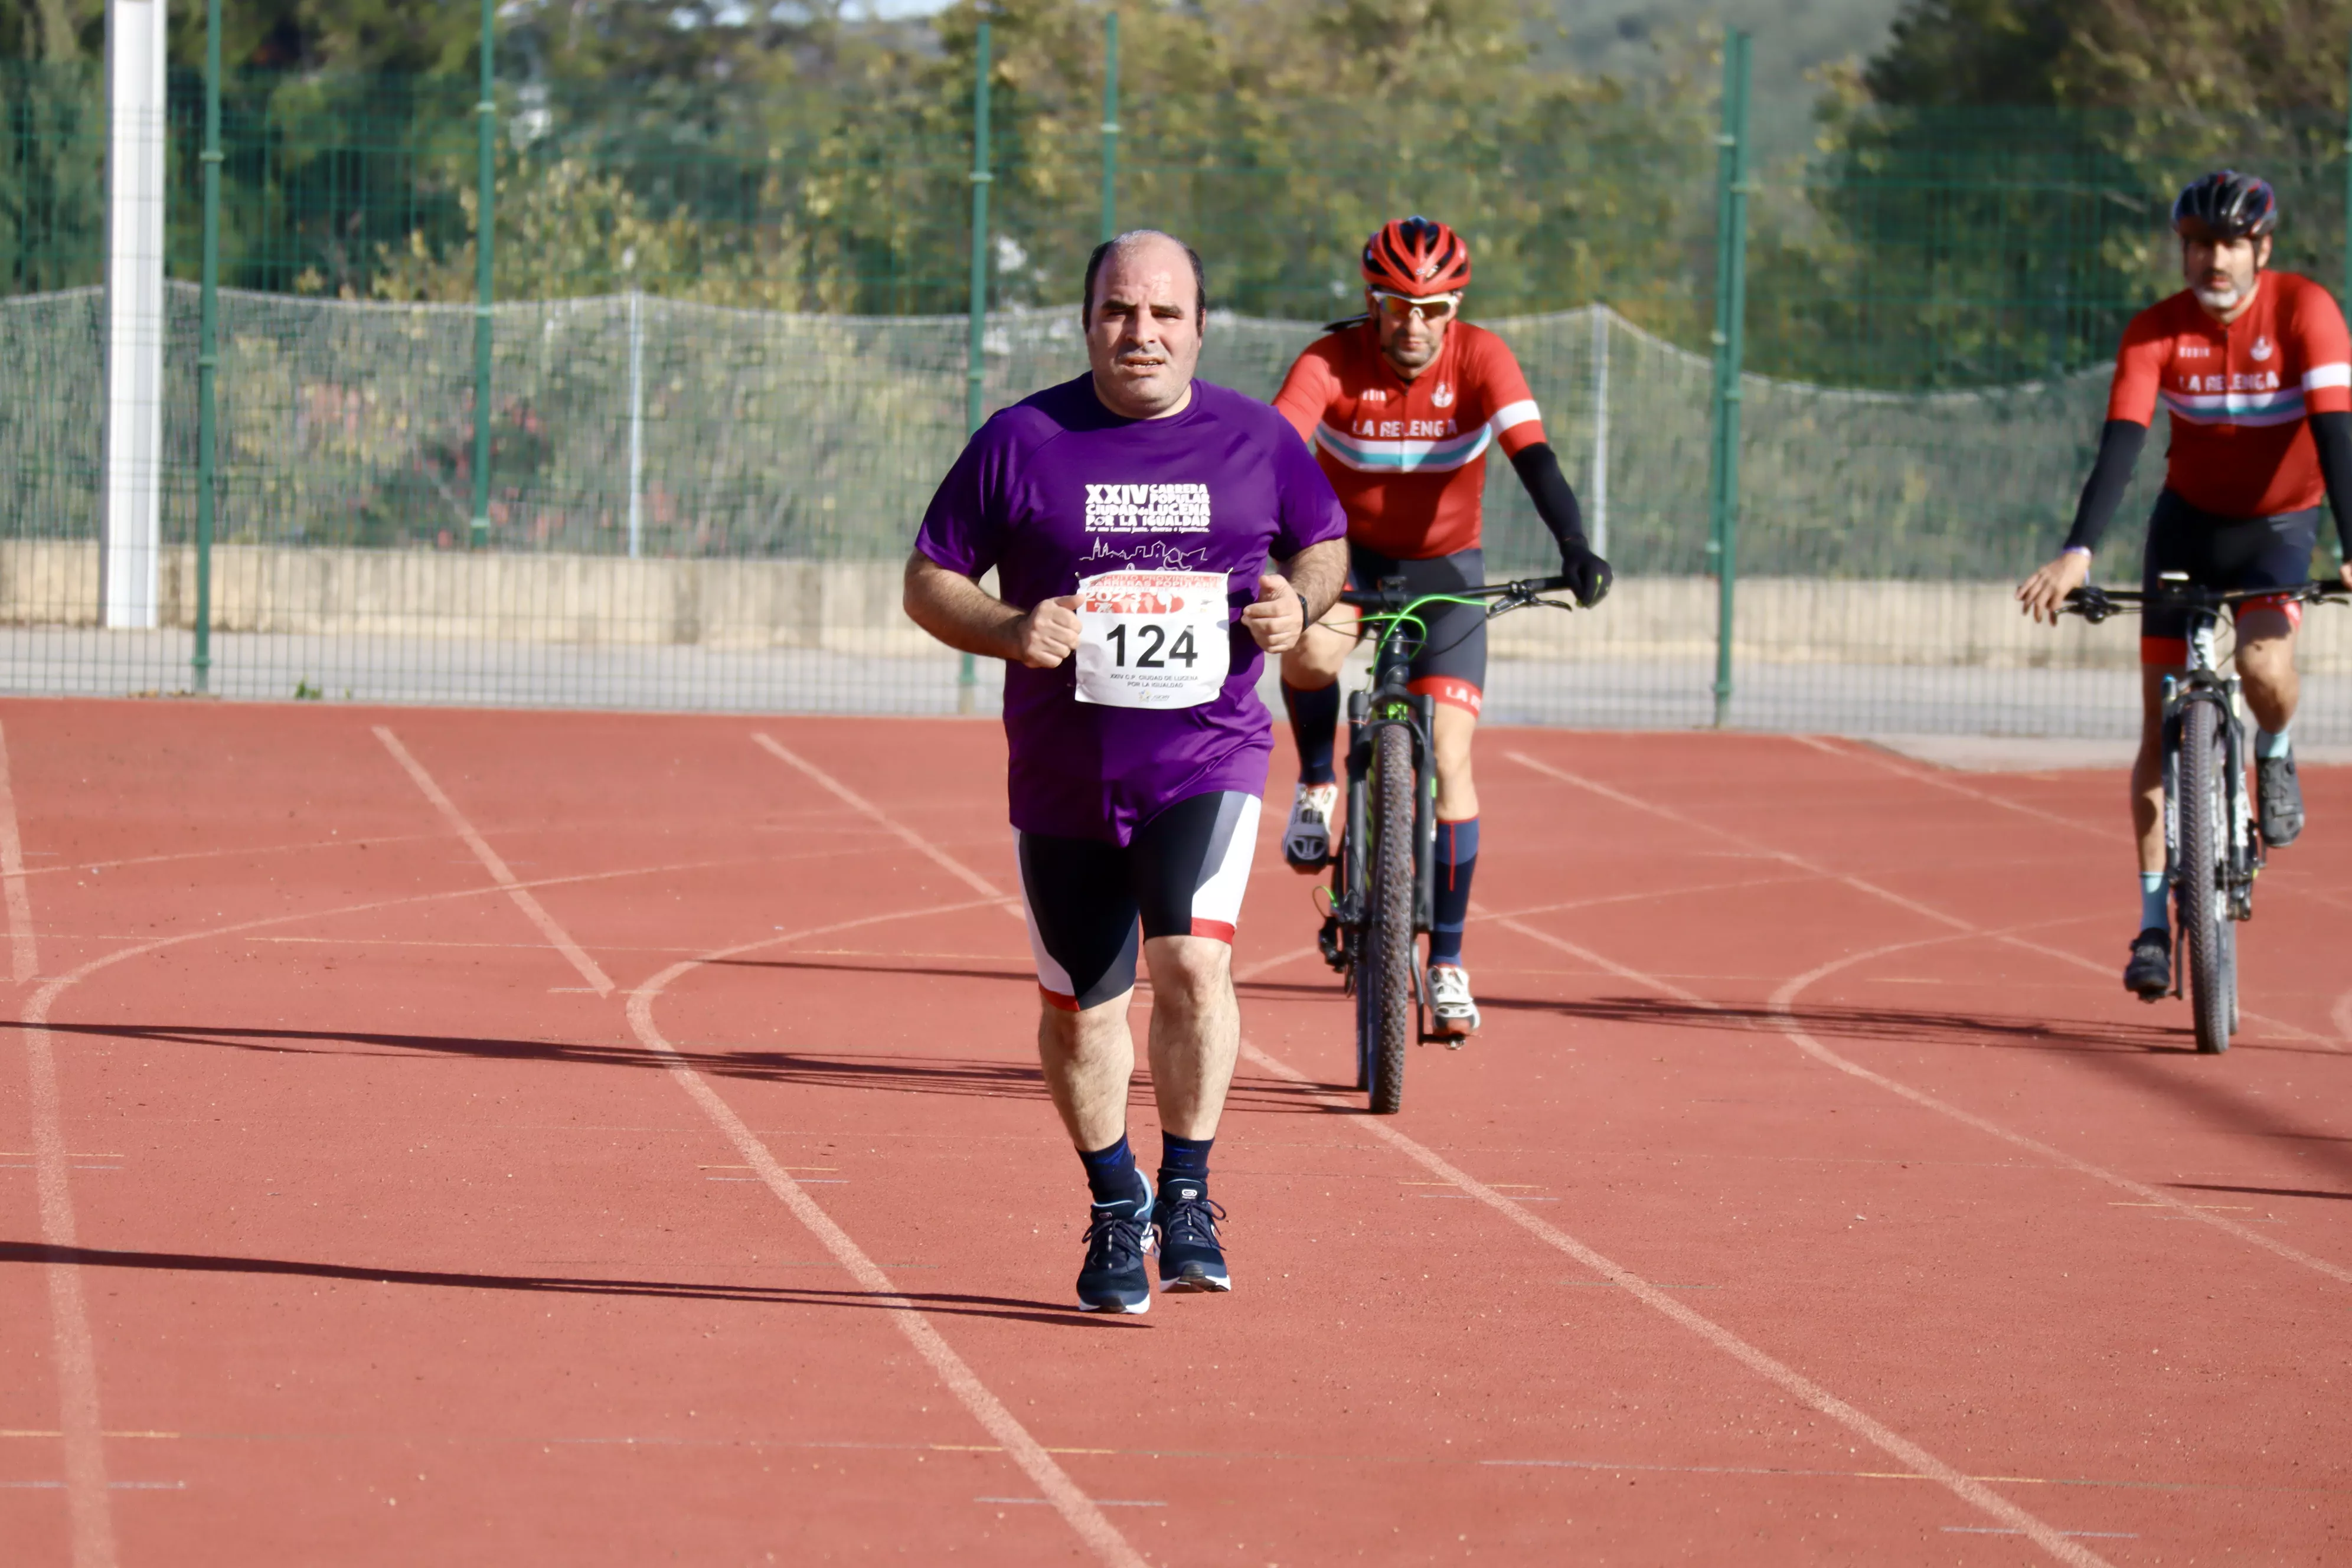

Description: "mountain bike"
1312 574 1581 1112
2063 575 2350 1053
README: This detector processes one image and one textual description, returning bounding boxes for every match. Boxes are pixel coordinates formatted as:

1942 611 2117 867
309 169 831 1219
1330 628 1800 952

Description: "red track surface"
4 698 2349 1566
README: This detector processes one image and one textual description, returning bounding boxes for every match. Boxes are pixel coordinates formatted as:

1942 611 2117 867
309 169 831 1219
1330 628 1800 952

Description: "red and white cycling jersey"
1270 320 1546 559
2108 270 2352 518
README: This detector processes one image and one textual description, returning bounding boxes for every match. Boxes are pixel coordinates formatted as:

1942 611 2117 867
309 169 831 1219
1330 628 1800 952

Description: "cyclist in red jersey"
2019 171 2352 997
1269 217 1611 1037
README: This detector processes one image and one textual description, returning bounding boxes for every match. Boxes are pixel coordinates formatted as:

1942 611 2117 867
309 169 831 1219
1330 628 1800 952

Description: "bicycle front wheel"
2177 700 2232 1054
1366 721 1416 1114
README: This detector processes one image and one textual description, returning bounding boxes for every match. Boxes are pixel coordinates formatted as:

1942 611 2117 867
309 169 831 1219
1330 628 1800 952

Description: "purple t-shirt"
916 375 1346 844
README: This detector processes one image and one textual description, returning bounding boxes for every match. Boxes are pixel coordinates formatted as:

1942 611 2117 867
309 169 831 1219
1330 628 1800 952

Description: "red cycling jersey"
2107 270 2352 518
1270 320 1546 559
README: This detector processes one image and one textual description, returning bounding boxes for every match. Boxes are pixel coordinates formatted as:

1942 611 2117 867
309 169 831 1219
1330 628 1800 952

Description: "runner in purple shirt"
906 230 1347 1312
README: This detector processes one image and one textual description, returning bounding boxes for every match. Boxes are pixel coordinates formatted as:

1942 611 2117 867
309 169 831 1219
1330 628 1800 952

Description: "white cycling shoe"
1283 782 1341 870
1427 963 1481 1040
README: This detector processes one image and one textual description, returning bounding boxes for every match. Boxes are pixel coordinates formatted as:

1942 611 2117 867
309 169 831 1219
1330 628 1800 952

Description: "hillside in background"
1538 0 1906 151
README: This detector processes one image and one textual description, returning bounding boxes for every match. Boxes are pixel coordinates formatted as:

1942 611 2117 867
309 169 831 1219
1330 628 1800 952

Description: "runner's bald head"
1083 230 1208 328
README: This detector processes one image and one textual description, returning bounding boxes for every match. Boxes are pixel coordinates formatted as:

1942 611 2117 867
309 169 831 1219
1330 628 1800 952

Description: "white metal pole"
101 0 167 629
626 290 645 560
1589 303 1610 558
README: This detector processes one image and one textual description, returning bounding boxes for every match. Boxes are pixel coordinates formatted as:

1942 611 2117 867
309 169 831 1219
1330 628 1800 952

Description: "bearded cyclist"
1270 216 1611 1037
2018 171 2352 998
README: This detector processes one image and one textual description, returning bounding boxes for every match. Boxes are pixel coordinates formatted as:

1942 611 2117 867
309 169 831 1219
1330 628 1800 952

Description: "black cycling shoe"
2259 750 2305 847
1153 1180 1230 1293
2124 926 2171 1001
1074 1180 1154 1315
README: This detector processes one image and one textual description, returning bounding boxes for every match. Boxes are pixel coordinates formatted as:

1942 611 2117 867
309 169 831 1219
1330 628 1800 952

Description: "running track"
3 699 2348 1564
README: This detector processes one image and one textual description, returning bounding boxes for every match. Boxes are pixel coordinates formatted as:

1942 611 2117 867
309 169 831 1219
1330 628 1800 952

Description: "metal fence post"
958 21 994 713
1705 30 1752 729
470 0 495 550
1588 303 1609 558
626 289 645 560
192 0 221 692
1101 12 1119 243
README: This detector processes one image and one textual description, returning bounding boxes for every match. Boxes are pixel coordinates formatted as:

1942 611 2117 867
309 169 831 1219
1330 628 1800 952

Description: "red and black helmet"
1361 215 1472 295
2172 171 2277 241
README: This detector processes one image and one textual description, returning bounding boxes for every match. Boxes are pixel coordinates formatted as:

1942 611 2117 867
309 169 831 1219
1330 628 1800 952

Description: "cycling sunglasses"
1370 289 1461 324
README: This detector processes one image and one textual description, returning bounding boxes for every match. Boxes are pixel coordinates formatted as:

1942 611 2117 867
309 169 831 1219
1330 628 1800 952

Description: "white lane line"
2335 986 2352 1044
622 927 1148 1568
1229 1032 2113 1568
751 734 1018 912
1488 892 2352 1287
0 720 40 981
1506 747 2341 1053
3 843 931 1568
380 746 1136 1568
17 959 118 1568
792 776 2106 1567
374 727 615 996
1769 939 2352 1288
1788 733 2106 837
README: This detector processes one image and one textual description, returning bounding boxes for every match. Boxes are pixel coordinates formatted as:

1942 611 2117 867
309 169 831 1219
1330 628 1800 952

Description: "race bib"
1073 569 1229 710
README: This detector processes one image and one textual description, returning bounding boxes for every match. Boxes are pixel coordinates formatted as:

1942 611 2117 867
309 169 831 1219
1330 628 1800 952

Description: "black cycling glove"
1509 441 1613 607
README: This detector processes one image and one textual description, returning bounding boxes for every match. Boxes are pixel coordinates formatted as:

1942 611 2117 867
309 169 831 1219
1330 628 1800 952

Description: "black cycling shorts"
1016 790 1261 1011
2140 489 2318 664
1345 544 1486 716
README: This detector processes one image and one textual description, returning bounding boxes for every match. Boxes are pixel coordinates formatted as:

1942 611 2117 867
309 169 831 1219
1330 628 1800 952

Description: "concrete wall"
2 541 2344 672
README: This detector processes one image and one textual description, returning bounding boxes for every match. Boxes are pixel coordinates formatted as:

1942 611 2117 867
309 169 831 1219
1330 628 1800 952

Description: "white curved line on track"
1769 935 2352 1285
1507 749 2342 1053
626 926 1149 1568
10 844 895 1568
1501 748 2352 1286
387 736 1146 1568
756 740 2111 1567
375 727 616 995
2334 986 2352 1046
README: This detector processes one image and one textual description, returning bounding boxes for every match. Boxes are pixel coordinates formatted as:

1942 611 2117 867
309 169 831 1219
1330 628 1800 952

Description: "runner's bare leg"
1037 992 1136 1152
1141 935 1239 1141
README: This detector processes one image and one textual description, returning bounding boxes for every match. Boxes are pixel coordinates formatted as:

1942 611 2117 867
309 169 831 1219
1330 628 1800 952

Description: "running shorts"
1016 790 1262 1011
2139 489 2319 665
1345 543 1486 716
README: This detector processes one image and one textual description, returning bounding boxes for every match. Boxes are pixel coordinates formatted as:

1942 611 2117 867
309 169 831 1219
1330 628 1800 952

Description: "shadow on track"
0 1242 1119 1329
709 956 1033 988
1479 993 2206 1057
2170 1181 2352 1203
6 1021 1335 1114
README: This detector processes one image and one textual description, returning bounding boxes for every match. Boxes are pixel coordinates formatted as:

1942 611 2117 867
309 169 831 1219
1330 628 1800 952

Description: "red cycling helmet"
1361 215 1472 295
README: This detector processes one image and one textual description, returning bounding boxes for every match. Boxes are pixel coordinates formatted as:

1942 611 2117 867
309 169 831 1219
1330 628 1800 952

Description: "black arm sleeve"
1507 442 1587 550
2060 419 2148 555
2311 411 2352 559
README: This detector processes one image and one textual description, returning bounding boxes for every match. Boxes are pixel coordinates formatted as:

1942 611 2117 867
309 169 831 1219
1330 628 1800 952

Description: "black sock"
1078 1133 1146 1209
1158 1131 1213 1196
1282 681 1341 786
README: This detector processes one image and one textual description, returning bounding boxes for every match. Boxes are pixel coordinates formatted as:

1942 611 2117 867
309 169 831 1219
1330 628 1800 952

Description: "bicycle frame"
2063 576 2351 1004
2158 603 2258 943
1315 574 1577 1035
1324 580 1438 1025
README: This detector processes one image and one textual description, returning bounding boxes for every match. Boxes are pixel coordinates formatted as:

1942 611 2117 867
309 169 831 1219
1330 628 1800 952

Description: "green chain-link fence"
3 53 2348 734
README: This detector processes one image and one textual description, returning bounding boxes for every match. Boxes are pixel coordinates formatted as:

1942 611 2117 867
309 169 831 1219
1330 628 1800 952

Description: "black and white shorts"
1016 791 1261 1011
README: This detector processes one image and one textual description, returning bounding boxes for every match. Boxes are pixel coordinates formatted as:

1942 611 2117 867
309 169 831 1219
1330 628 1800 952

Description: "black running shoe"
2259 750 2304 847
2124 926 2171 1000
1075 1181 1153 1315
1153 1180 1230 1293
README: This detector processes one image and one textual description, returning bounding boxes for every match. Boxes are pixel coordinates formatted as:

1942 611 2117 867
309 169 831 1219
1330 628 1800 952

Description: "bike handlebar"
2062 579 2352 624
1337 574 1579 612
